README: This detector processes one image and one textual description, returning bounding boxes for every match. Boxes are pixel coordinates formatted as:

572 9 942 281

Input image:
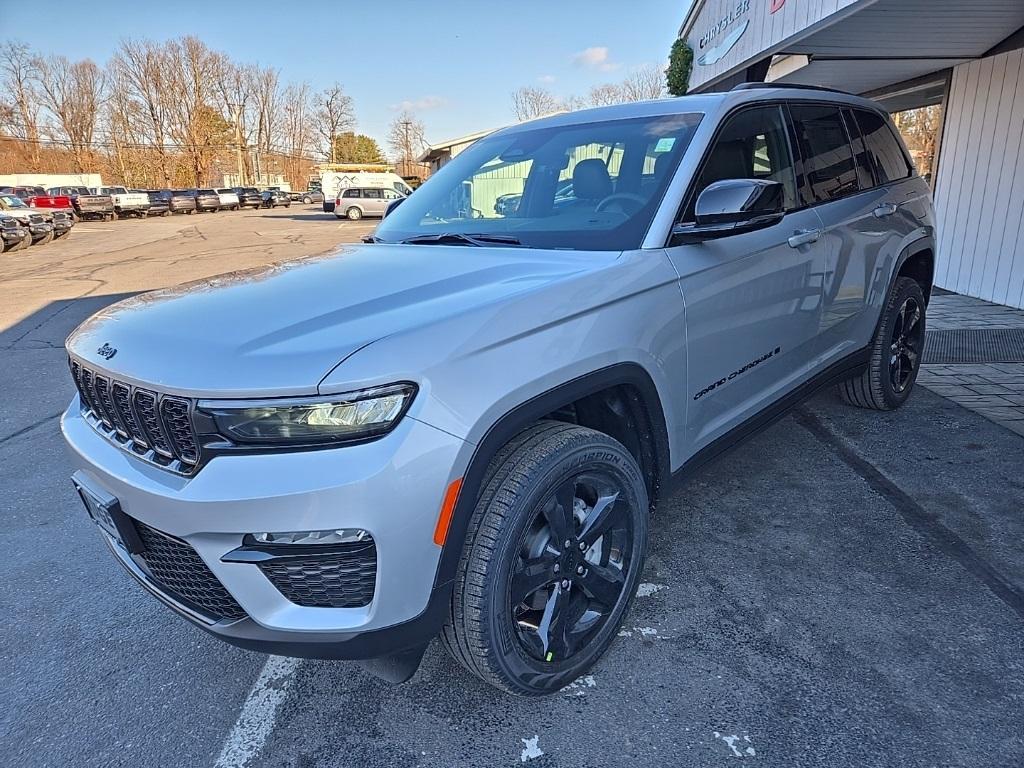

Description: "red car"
0 186 73 213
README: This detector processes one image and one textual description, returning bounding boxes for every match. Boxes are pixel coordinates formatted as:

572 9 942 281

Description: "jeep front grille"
70 359 199 474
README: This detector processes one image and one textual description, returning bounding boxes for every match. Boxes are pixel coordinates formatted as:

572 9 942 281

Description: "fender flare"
893 235 935 296
431 361 671 591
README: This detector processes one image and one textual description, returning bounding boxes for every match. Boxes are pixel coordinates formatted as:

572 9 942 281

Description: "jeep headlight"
197 383 416 445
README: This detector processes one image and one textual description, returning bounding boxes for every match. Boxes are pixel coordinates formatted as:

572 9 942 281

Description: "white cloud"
571 46 620 72
389 95 447 111
537 74 556 84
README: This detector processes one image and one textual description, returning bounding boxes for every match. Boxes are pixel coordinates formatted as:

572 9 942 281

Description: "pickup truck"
91 186 151 218
48 186 115 221
0 186 74 215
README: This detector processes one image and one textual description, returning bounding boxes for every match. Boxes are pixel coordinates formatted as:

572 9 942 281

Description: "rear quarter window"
854 109 914 184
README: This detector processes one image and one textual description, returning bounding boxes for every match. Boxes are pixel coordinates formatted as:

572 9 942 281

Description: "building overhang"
685 0 1024 106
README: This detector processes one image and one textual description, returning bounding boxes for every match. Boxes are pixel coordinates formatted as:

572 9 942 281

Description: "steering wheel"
595 192 647 216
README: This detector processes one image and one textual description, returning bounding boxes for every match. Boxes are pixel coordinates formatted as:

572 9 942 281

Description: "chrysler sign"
697 0 751 66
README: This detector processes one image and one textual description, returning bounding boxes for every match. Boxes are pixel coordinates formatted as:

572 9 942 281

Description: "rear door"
663 104 829 452
787 102 918 362
361 188 386 215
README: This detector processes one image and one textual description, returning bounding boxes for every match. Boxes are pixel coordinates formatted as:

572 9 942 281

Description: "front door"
663 104 828 453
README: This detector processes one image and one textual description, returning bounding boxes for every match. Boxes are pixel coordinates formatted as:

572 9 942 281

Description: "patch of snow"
636 583 665 597
520 735 543 762
713 732 755 758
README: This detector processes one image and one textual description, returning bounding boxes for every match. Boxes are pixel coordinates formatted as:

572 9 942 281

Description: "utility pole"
229 103 246 186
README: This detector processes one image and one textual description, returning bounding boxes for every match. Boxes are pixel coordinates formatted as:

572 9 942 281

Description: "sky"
1 0 691 149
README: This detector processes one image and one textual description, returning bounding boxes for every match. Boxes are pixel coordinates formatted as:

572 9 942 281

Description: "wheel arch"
432 362 670 591
893 236 935 304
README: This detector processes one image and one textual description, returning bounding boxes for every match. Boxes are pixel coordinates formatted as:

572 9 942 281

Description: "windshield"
371 112 701 251
0 195 28 208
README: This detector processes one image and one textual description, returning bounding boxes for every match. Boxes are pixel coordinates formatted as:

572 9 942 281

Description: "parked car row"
0 191 74 252
0 184 306 227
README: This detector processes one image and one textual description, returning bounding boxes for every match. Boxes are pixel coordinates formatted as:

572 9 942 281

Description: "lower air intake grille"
135 522 247 621
258 541 377 608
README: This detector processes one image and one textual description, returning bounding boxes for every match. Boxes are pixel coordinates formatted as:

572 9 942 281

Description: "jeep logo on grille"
97 343 117 360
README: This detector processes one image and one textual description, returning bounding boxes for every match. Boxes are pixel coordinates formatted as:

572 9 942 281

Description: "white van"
320 171 413 212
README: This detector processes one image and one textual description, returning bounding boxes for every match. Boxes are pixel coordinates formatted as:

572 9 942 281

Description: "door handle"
873 203 898 218
788 229 821 248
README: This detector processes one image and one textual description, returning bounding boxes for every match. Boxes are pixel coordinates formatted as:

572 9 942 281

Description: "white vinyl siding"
934 48 1024 309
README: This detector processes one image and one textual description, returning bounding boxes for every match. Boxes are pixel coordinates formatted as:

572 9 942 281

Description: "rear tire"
346 206 362 220
442 422 648 695
838 276 926 411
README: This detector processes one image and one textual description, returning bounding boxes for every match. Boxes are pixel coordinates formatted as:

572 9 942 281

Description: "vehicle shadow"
0 292 140 351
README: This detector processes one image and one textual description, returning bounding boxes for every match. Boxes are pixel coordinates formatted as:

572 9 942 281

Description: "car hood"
66 243 608 398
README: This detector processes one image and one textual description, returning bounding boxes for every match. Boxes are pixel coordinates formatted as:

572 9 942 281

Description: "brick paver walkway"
919 293 1024 437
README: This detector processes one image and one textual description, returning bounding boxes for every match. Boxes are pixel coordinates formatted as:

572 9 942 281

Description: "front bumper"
2 224 29 244
62 400 466 658
29 221 54 240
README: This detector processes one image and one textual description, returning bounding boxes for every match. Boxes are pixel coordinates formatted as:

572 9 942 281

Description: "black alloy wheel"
510 472 633 664
443 422 648 695
838 276 927 410
889 296 923 394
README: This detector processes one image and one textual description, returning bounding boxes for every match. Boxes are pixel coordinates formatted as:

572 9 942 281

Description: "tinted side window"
343 189 361 198
685 105 798 220
363 188 382 199
854 109 913 184
843 109 876 189
790 104 859 204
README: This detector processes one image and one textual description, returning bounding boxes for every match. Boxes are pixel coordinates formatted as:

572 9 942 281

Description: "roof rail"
731 82 853 96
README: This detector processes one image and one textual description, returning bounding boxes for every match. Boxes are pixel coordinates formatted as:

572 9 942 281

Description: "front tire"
442 422 648 695
838 276 926 410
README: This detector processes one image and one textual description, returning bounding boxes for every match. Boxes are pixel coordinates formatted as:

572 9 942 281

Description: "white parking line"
213 655 302 768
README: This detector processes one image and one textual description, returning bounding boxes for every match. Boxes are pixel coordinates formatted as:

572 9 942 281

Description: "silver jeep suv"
63 84 934 695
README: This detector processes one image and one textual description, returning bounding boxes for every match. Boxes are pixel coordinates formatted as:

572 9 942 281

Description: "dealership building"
679 0 1024 309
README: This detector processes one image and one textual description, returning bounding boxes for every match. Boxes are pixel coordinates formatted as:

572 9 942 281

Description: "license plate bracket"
72 470 144 555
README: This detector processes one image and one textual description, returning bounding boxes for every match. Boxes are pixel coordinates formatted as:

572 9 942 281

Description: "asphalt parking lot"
2 211 1023 768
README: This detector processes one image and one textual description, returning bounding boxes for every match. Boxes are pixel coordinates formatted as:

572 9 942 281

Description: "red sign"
770 0 786 13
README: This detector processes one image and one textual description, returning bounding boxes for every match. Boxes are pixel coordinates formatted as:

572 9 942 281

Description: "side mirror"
672 179 784 243
384 197 406 219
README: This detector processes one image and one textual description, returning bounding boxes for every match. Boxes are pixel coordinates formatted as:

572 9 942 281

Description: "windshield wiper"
398 232 523 247
361 234 385 243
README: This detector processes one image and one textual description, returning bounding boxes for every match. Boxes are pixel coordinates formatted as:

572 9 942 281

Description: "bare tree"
315 84 355 163
163 36 230 185
586 65 665 108
0 41 43 169
387 111 425 177
252 65 281 155
619 65 666 102
511 86 564 121
587 83 624 107
37 55 106 172
111 39 175 184
280 81 315 187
